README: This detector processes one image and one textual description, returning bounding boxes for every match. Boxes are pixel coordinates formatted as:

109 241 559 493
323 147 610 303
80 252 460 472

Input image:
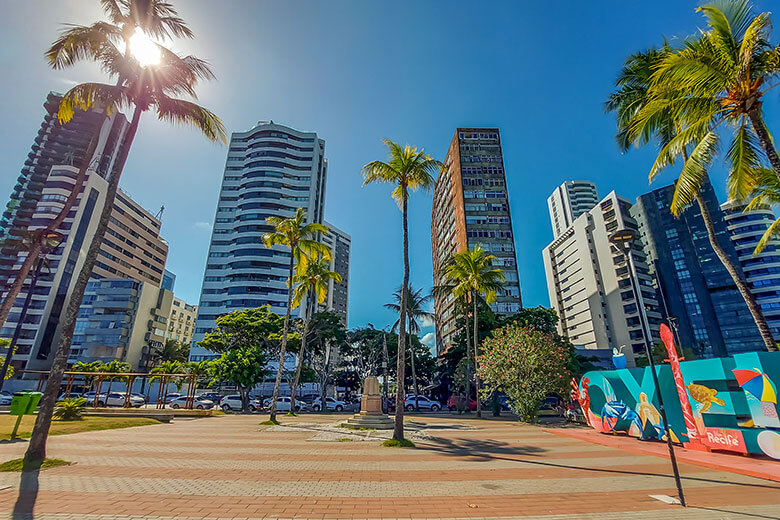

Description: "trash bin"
10 392 41 416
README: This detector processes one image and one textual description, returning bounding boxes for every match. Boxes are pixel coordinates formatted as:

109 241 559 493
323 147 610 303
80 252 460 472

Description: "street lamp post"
0 231 64 391
609 228 686 507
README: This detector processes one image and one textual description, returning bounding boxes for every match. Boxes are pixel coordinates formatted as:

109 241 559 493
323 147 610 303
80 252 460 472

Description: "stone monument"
343 376 394 429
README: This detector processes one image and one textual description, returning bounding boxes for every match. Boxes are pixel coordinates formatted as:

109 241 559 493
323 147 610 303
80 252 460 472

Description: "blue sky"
2 1 779 346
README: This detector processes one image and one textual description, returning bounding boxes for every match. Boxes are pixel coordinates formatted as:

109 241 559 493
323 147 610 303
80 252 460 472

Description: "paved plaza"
0 414 778 519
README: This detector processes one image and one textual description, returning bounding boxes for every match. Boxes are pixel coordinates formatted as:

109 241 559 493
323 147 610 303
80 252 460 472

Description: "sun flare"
129 28 161 67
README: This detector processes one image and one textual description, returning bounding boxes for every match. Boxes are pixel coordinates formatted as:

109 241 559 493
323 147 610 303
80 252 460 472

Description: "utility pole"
382 332 389 413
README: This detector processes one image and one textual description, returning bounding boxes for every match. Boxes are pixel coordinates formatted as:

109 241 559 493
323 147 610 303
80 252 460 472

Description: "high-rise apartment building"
632 183 764 357
431 128 521 355
69 278 173 371
168 296 198 345
161 269 176 292
721 201 780 339
0 93 151 375
548 180 599 238
543 191 662 365
190 121 328 361
320 221 350 326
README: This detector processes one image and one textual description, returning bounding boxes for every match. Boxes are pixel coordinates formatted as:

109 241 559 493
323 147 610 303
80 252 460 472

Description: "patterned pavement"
0 414 778 519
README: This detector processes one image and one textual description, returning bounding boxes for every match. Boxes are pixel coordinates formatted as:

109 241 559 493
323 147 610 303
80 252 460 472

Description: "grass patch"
382 438 416 448
0 458 70 472
336 423 375 430
0 416 161 441
259 419 280 426
284 412 297 417
337 437 354 442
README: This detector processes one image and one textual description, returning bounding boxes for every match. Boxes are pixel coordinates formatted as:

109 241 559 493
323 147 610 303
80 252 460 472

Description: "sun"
129 28 161 67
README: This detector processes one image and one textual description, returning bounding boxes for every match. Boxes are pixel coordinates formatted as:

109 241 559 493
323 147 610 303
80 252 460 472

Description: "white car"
311 397 346 412
220 394 262 412
263 396 307 412
0 392 13 406
105 392 145 407
404 395 442 412
169 396 214 410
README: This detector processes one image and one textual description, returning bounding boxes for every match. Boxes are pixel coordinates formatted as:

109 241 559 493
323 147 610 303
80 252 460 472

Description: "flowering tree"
477 323 571 422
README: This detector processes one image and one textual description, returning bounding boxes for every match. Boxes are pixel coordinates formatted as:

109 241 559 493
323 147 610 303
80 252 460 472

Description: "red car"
447 395 477 411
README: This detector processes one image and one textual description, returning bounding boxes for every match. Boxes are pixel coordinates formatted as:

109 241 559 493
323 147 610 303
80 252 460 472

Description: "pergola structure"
19 370 199 409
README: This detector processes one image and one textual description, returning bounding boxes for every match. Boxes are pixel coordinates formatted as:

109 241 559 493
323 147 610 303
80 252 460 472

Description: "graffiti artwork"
575 325 780 459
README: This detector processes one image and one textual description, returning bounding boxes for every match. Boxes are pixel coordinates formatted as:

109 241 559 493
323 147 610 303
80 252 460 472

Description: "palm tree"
384 284 434 412
441 246 505 418
607 47 777 351
289 258 341 412
23 7 225 469
631 1 780 188
0 0 195 334
99 359 131 396
151 360 185 399
262 208 330 422
362 140 441 440
72 360 102 393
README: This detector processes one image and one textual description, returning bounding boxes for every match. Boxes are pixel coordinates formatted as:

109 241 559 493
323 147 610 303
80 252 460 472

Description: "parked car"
82 392 106 405
404 395 442 412
169 396 214 410
263 396 307 412
0 392 13 405
105 392 145 407
447 395 477 411
220 394 263 412
164 393 182 404
198 392 223 404
311 397 346 412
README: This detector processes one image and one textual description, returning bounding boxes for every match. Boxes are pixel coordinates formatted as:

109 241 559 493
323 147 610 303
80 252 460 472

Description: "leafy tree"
306 312 347 407
478 324 571 422
607 44 776 351
24 0 226 470
439 245 505 417
289 258 341 413
385 284 434 410
210 345 268 412
0 339 15 380
158 339 189 364
199 306 283 355
72 361 102 392
262 208 330 421
362 139 441 440
151 360 185 395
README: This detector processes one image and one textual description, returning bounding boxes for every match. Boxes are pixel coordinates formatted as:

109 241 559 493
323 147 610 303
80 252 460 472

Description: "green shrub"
382 439 415 448
53 397 87 421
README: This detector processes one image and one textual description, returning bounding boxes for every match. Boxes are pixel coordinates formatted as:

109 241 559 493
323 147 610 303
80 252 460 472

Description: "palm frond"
153 95 227 143
726 120 762 201
753 216 780 254
46 22 122 69
58 82 128 123
670 130 719 215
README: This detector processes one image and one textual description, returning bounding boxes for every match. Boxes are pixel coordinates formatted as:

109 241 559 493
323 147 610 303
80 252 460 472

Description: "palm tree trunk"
462 300 471 413
23 106 141 469
409 334 419 412
394 193 409 441
318 341 330 409
290 289 313 413
748 107 780 178
473 292 482 418
270 253 295 422
694 190 777 351
0 124 104 333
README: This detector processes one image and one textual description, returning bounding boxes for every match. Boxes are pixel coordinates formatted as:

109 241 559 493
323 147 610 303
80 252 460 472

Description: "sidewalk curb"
545 427 780 483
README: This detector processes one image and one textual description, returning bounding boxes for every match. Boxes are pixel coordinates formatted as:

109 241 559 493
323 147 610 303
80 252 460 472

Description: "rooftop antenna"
155 204 165 220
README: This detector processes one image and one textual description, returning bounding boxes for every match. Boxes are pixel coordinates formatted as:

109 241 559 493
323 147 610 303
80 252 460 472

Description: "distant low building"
167 296 197 346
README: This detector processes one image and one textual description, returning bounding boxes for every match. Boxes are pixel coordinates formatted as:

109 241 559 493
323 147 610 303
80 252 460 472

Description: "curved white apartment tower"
190 121 327 361
548 180 599 238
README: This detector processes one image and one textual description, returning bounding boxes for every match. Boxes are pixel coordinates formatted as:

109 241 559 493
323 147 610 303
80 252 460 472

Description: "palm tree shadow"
689 507 779 519
419 436 780 490
12 467 40 520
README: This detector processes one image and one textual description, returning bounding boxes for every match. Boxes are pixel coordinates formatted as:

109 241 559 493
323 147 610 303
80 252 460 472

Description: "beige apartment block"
543 191 663 366
168 296 198 345
94 188 168 287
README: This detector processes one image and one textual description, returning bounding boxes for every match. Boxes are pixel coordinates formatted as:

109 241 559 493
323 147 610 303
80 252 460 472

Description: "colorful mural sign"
574 325 780 460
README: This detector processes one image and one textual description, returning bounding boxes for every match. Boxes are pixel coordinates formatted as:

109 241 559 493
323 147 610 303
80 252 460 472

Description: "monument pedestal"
342 376 394 430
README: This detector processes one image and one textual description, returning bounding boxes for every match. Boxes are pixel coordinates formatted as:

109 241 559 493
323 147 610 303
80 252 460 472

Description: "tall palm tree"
289 258 341 413
362 140 440 441
607 47 777 351
384 284 434 411
262 208 330 422
23 8 225 470
0 0 195 341
441 246 505 418
631 1 780 188
151 360 185 397
72 360 103 393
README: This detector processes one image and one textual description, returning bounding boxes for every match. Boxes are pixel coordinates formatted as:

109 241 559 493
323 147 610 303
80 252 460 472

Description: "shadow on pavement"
12 467 40 520
419 436 780 490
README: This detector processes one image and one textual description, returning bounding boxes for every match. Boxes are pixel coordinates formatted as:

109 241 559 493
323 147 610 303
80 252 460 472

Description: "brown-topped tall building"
431 128 521 355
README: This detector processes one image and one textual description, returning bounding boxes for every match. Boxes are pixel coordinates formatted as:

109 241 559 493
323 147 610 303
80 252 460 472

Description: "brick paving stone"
0 414 776 519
